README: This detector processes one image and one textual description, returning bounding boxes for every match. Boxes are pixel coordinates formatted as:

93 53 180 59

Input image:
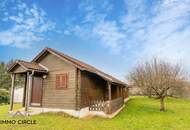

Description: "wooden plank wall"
80 71 107 108
38 53 77 109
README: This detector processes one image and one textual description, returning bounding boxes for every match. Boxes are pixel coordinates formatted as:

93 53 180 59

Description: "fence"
89 100 105 111
89 97 124 114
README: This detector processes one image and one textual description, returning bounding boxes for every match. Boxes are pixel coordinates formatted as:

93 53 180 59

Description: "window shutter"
61 74 66 88
56 75 60 88
66 74 68 88
56 73 69 89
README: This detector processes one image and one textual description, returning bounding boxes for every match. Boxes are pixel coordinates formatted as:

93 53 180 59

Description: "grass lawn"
0 96 190 130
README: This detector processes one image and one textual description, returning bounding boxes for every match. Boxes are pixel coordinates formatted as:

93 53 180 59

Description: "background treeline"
0 61 24 104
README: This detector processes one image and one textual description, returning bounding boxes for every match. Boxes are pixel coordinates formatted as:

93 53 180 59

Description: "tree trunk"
160 97 165 111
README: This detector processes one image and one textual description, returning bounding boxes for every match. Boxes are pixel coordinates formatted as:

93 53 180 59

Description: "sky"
0 0 190 81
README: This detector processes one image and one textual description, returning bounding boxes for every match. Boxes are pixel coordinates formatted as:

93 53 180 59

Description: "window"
56 73 69 89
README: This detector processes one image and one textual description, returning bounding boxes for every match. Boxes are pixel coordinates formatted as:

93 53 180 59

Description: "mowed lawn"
0 96 190 130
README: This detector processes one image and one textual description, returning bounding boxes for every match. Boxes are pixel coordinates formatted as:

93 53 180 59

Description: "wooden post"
107 82 112 114
108 82 111 101
25 72 29 111
75 69 81 110
27 71 34 109
22 74 27 107
25 71 34 112
27 74 33 108
9 74 15 111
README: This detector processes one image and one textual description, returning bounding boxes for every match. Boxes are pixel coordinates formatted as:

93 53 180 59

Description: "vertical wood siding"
80 71 107 108
38 53 76 109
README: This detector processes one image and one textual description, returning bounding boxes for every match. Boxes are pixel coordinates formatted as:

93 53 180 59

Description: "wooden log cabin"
7 47 128 118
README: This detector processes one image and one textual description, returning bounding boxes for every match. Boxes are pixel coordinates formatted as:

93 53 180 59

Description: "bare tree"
128 58 186 111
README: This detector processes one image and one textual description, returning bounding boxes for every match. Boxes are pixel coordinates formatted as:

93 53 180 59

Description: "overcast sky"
0 0 190 81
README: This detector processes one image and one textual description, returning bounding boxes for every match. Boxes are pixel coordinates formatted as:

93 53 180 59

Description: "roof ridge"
17 60 40 65
46 48 97 69
45 47 126 85
7 59 47 72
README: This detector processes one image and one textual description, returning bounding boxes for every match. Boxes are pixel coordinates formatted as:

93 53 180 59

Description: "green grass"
0 96 190 130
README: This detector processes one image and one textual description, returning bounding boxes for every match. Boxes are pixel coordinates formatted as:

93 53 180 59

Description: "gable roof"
8 60 47 73
32 47 126 86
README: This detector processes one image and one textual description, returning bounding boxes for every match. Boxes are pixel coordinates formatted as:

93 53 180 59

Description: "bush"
0 89 10 104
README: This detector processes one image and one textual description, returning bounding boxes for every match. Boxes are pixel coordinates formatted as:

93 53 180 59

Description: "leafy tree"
0 60 25 104
0 62 11 90
0 60 25 90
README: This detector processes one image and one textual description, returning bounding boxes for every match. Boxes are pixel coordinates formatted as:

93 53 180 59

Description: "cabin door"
31 76 43 106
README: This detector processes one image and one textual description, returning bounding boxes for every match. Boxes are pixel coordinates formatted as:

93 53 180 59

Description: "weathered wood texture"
38 53 76 109
110 84 125 100
28 75 33 105
105 97 124 114
11 65 26 73
89 100 105 111
80 71 107 108
89 97 124 114
22 74 27 107
25 72 30 111
9 74 15 111
31 76 43 104
75 69 81 110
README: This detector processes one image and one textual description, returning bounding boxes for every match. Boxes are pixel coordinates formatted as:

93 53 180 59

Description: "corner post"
75 68 81 110
106 81 112 114
22 74 27 107
25 71 34 112
108 82 111 101
27 73 33 108
25 72 29 111
9 74 15 111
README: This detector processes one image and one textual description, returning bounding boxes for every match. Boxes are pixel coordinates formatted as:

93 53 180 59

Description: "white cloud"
93 21 126 53
0 1 55 48
71 0 190 74
71 0 126 53
63 30 71 35
121 0 190 71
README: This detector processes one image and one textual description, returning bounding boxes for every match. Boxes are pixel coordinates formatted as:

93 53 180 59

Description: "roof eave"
32 47 125 85
7 62 28 73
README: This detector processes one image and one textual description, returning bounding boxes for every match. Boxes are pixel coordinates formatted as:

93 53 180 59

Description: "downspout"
28 70 35 105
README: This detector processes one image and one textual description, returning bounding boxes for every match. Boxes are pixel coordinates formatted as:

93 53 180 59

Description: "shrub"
0 89 10 104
